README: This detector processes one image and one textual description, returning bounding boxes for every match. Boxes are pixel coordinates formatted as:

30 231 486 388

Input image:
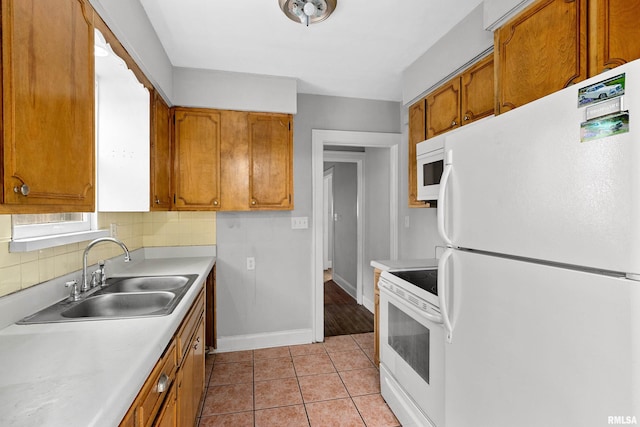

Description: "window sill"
10 229 110 253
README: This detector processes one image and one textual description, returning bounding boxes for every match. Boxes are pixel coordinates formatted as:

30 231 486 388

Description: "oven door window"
388 302 430 384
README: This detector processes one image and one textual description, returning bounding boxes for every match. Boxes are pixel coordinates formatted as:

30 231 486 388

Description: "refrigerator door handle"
437 150 453 246
438 247 454 343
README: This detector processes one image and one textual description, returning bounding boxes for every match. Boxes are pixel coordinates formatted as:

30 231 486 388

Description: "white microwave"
416 136 445 201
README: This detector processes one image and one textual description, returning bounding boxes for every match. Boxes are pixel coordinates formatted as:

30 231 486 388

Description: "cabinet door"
589 0 640 75
177 318 205 427
248 113 293 210
495 0 588 113
2 0 94 212
461 55 494 124
192 319 206 406
153 385 176 427
426 77 461 138
172 108 221 210
219 111 250 211
151 92 172 210
408 99 427 208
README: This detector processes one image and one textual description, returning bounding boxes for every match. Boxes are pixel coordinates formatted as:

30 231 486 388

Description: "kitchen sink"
101 275 191 293
61 292 175 319
18 274 198 324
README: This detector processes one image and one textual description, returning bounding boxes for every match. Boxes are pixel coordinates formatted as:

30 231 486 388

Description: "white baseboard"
215 328 314 353
362 295 374 314
332 272 356 299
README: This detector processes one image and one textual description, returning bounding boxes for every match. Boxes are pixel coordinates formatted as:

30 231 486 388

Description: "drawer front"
139 342 177 427
177 288 205 364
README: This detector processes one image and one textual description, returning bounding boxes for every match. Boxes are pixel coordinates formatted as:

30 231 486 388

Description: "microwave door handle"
437 150 453 246
438 248 454 343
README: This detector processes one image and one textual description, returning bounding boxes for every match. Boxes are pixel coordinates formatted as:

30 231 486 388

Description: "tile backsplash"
0 211 216 298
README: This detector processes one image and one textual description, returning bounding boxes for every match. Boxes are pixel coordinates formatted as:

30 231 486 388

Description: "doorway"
312 130 400 343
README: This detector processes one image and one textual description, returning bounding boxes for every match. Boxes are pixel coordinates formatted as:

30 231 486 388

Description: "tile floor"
199 332 400 426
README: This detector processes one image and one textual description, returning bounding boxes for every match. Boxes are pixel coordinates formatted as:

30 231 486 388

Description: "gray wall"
326 162 358 296
216 94 400 344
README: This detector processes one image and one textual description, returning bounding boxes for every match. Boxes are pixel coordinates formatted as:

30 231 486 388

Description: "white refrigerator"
437 60 640 426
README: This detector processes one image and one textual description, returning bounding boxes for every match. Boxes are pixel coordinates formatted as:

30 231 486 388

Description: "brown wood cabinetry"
408 55 493 208
495 0 588 113
408 100 427 208
1 0 95 213
172 108 222 210
461 55 495 124
589 0 640 74
119 284 207 427
248 113 293 210
426 78 461 139
151 92 172 211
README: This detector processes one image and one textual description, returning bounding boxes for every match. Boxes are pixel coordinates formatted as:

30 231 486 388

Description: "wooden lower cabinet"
177 316 205 427
119 286 206 427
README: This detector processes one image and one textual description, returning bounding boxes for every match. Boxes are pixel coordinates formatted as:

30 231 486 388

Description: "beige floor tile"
199 411 254 427
305 398 365 427
351 332 375 349
209 361 253 386
329 349 374 372
254 346 292 360
323 335 359 353
213 350 254 364
201 383 253 416
255 404 310 427
298 373 349 403
254 377 303 409
289 343 327 356
254 357 296 381
339 368 381 397
292 353 336 377
352 394 400 427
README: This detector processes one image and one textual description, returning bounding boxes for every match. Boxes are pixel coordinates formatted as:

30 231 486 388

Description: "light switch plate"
291 217 308 229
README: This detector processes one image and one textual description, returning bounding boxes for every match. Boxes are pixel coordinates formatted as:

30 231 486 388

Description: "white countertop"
370 258 439 271
0 246 215 427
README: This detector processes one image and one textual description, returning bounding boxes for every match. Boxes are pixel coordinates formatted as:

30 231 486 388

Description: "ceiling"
139 0 484 102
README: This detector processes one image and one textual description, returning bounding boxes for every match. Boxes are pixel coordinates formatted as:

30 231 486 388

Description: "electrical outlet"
246 257 255 271
110 223 118 237
291 217 309 229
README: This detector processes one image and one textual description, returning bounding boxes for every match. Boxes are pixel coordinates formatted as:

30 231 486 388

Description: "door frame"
311 129 400 343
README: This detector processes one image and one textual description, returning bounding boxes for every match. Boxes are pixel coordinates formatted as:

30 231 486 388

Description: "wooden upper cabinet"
408 99 427 208
248 113 293 210
172 108 221 211
219 110 250 211
495 0 587 113
589 0 640 75
426 77 461 138
150 92 172 211
1 0 95 212
461 55 495 124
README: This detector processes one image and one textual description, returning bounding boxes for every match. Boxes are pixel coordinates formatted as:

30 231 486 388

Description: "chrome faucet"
81 237 131 292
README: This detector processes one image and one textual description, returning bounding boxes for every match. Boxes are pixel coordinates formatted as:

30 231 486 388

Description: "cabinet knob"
213 199 219 206
156 373 169 393
451 120 457 126
14 184 30 196
251 200 257 206
463 115 470 121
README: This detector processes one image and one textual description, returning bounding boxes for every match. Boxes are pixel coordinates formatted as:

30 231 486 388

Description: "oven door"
380 286 444 427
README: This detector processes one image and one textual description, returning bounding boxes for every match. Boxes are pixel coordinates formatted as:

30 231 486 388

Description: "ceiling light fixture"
279 0 337 26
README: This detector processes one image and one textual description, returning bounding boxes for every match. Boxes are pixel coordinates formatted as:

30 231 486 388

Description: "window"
12 213 94 240
9 212 107 252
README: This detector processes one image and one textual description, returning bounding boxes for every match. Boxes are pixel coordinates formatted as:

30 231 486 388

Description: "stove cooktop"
388 269 438 297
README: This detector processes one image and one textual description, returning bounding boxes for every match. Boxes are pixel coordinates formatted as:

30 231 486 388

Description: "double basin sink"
19 275 198 324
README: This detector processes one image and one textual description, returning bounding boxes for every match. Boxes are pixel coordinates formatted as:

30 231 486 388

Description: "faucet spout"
81 237 131 292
